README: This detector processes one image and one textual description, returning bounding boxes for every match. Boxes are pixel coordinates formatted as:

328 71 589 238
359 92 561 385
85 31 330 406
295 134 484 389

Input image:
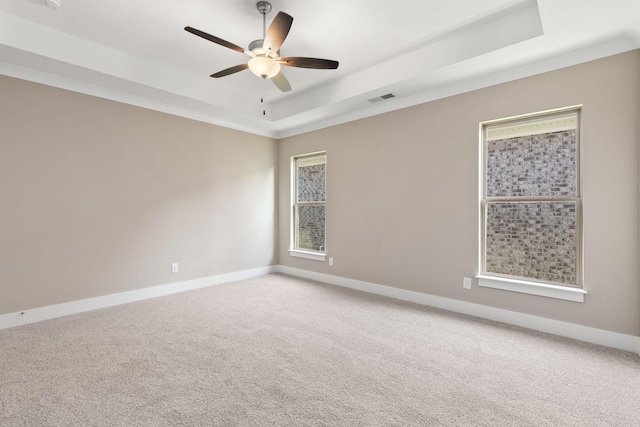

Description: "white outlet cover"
463 277 472 289
171 263 179 273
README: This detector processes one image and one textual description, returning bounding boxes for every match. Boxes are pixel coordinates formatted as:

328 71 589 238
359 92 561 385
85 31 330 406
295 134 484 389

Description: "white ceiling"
1 0 639 138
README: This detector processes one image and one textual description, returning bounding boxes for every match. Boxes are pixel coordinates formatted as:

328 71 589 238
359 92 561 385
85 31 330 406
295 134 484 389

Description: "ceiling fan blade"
271 71 292 92
263 12 293 54
210 63 249 78
185 26 247 55
278 57 339 69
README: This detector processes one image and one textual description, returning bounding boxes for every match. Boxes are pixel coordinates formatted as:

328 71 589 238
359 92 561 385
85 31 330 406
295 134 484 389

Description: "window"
290 152 326 261
478 107 586 302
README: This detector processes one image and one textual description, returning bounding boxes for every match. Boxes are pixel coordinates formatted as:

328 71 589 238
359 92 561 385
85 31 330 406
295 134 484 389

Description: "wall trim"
0 266 278 331
476 275 586 302
276 265 640 355
289 249 327 262
3 265 638 357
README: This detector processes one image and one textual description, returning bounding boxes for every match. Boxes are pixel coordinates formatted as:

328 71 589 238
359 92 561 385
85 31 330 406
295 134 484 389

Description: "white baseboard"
3 265 638 356
276 265 640 355
0 265 278 331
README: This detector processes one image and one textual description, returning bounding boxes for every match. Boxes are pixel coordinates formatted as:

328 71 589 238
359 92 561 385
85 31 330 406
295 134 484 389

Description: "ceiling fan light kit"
248 56 281 79
185 1 338 93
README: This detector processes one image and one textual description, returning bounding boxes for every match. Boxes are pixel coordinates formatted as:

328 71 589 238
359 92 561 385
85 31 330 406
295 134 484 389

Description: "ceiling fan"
185 1 339 93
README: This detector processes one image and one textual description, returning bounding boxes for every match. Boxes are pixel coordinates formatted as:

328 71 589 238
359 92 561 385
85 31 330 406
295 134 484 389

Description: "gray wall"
0 76 277 315
2 51 638 337
278 51 640 336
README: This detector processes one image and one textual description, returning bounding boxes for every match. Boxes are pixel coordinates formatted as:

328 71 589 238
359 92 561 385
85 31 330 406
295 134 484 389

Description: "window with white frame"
290 152 326 261
478 107 586 302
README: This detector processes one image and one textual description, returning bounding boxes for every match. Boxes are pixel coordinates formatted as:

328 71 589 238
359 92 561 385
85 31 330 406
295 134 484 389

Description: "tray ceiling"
1 0 639 138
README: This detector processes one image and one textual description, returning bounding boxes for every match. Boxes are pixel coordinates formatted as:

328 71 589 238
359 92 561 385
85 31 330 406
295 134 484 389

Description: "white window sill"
289 249 326 262
476 275 586 302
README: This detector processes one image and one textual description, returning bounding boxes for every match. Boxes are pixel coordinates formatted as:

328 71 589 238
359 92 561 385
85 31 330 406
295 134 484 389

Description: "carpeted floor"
0 273 638 426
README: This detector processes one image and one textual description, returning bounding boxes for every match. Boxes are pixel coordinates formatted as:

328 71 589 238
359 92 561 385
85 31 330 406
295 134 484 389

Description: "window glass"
481 109 581 287
292 153 326 254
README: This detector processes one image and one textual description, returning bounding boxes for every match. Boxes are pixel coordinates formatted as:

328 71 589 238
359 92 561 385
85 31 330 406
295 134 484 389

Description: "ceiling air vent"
44 0 62 9
368 93 396 103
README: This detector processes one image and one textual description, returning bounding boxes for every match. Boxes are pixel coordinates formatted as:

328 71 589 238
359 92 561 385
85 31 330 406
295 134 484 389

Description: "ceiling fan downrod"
256 1 272 39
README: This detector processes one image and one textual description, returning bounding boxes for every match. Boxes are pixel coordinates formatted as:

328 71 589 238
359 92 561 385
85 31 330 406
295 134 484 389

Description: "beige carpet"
1 274 638 426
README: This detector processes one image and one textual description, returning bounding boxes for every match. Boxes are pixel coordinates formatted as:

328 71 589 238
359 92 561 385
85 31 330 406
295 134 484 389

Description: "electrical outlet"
329 257 334 266
171 262 179 273
463 277 472 289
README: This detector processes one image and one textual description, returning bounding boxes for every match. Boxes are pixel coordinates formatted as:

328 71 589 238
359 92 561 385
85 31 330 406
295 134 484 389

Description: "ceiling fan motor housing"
249 39 279 58
249 39 264 55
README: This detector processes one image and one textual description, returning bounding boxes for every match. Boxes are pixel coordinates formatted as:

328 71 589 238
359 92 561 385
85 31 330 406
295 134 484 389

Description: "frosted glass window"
485 202 577 285
296 205 326 252
487 130 577 198
292 153 326 254
481 109 581 288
